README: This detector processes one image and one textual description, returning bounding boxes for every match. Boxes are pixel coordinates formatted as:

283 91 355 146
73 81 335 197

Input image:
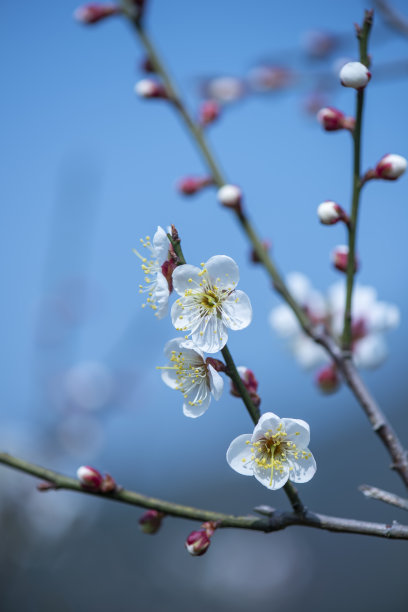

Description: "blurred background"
1 0 408 610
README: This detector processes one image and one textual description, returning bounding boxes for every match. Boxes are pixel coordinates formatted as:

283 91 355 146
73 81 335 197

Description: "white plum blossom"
269 273 400 370
159 338 223 417
227 412 316 490
171 255 252 353
134 226 170 319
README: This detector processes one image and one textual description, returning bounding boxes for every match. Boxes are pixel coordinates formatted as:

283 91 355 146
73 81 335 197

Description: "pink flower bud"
100 473 117 493
331 245 359 273
185 529 211 556
161 259 176 293
230 366 261 408
315 364 340 394
317 201 348 225
77 465 104 490
339 62 371 89
199 100 221 127
134 79 167 99
74 4 119 24
217 184 242 210
139 510 165 534
373 154 407 181
177 176 213 196
317 107 355 132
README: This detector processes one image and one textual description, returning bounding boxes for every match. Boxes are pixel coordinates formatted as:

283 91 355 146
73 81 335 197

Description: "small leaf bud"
250 240 271 264
185 529 211 556
374 154 407 181
139 510 165 534
315 364 340 394
339 62 371 89
317 201 348 225
331 245 359 273
217 184 242 211
76 465 104 490
100 473 117 493
74 4 119 24
134 79 167 99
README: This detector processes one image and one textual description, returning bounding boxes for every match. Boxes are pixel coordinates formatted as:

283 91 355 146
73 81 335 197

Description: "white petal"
354 334 388 369
291 336 328 369
252 412 281 440
153 272 170 319
191 315 228 353
152 226 169 263
226 434 253 475
171 297 197 332
183 387 211 418
172 264 202 296
281 418 310 448
208 364 224 400
164 337 204 362
205 255 239 291
221 290 252 330
161 368 179 390
288 450 316 483
269 305 299 338
253 462 289 490
366 302 400 333
286 272 311 304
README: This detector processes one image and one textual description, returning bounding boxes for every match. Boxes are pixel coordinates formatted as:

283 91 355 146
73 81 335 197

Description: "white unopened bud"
317 201 347 225
134 79 167 99
339 62 371 89
217 184 242 209
76 465 103 489
374 154 407 180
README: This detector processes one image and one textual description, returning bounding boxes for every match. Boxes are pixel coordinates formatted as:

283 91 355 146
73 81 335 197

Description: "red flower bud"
217 184 242 211
315 364 340 394
185 529 211 556
317 107 354 132
177 176 213 196
74 4 119 24
139 510 165 534
373 154 407 181
199 100 221 127
134 79 167 99
76 465 104 490
100 473 117 493
331 245 359 273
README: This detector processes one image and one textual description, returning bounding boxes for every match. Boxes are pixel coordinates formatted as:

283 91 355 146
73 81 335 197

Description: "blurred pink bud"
332 245 359 273
248 65 292 92
373 154 407 181
217 184 242 210
177 176 213 196
134 79 167 99
339 62 371 89
100 473 117 493
317 107 354 132
77 465 104 489
185 529 211 556
199 100 221 127
74 3 119 24
315 364 340 394
141 56 156 73
37 481 57 492
250 240 271 264
139 510 165 534
317 201 348 225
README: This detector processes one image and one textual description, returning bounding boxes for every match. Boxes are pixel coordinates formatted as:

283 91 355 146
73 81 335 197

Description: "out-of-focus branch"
375 0 408 37
1 452 408 540
360 484 408 511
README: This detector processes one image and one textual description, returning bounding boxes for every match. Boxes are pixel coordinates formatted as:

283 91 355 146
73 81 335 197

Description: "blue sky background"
0 1 408 609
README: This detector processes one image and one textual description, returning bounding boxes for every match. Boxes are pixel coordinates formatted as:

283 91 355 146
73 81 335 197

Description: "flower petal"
205 255 239 291
281 418 310 448
153 272 170 319
191 315 228 353
354 334 388 369
221 290 252 330
253 462 289 490
269 305 299 338
252 412 281 440
208 364 224 400
226 434 253 475
152 226 169 263
183 387 211 418
171 297 199 332
172 264 202 296
288 450 316 483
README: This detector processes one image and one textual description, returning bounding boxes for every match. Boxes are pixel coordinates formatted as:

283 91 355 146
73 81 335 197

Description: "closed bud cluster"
217 184 242 211
339 61 371 89
315 364 340 394
134 79 167 99
74 3 119 24
199 100 221 127
332 245 359 273
317 201 348 225
373 154 407 181
317 107 355 132
77 465 117 492
177 176 213 196
138 510 165 534
230 366 261 407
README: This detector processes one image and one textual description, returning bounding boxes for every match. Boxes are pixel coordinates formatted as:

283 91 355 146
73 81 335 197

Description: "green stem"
342 11 373 351
221 344 260 425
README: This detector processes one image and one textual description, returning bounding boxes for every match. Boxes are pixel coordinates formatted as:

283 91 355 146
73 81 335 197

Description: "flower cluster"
270 272 399 376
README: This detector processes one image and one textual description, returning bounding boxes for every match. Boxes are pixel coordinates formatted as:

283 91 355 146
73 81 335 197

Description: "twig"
360 484 408 511
1 452 407 540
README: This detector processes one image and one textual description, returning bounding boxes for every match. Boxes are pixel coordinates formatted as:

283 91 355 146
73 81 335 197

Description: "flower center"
200 289 221 310
158 350 208 406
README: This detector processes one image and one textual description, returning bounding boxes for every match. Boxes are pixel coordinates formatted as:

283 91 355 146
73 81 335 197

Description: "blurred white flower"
269 273 399 370
134 226 170 319
159 338 223 418
227 412 316 490
171 255 252 353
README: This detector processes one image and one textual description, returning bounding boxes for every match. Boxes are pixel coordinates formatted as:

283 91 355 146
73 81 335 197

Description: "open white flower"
134 226 170 319
159 338 223 417
227 412 316 490
171 255 252 353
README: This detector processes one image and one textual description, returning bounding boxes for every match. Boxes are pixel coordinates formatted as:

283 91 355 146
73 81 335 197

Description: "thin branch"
375 0 408 37
360 484 408 511
1 452 407 540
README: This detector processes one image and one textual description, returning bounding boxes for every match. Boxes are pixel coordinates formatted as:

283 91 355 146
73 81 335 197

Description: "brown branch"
360 484 408 511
